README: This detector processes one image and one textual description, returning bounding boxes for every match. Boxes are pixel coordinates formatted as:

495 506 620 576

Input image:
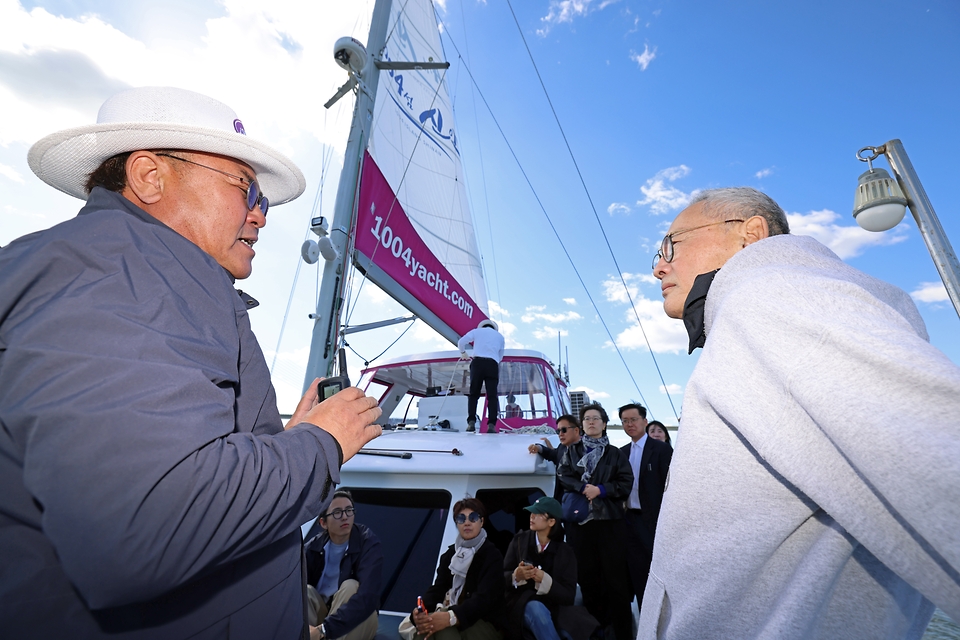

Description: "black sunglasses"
557 427 576 434
156 153 269 216
454 512 482 524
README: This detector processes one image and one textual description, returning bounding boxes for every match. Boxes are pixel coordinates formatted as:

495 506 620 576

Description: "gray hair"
689 187 790 236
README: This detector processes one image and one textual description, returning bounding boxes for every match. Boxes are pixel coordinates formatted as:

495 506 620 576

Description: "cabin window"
341 487 451 612
546 373 568 417
475 487 547 557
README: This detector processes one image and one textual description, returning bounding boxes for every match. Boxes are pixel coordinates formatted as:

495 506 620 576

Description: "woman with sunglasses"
412 498 504 639
304 490 382 640
557 404 634 640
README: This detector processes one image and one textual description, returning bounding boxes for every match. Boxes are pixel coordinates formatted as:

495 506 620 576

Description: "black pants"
467 356 499 424
569 518 633 640
625 509 656 609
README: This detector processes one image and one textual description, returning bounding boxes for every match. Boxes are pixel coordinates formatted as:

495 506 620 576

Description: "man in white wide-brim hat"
0 87 383 639
457 318 505 433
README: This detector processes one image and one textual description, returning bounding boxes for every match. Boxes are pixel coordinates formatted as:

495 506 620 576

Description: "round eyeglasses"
455 511 482 525
652 219 744 269
322 507 356 520
156 153 269 216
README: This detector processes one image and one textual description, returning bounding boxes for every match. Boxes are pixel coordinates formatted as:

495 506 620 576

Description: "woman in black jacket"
504 496 595 640
558 404 634 640
412 498 503 639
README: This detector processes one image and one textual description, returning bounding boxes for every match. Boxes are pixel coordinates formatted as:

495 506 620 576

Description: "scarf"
577 434 609 483
447 527 487 606
683 270 719 354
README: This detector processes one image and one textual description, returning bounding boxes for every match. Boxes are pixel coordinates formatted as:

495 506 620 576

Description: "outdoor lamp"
853 147 907 232
854 139 960 319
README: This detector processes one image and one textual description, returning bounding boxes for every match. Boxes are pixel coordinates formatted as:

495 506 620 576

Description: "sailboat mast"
302 0 393 390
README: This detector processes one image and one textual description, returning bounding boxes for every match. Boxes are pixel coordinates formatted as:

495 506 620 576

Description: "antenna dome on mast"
333 37 368 75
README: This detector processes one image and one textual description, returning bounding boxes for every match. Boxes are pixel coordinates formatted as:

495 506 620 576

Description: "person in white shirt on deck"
457 319 505 433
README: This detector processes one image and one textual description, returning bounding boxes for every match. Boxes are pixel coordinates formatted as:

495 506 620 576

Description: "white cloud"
571 385 610 399
608 297 688 354
755 167 773 179
563 297 577 305
488 300 511 318
538 0 594 35
0 1 369 156
629 44 657 70
786 209 907 259
499 321 525 349
608 202 631 215
411 321 453 350
522 309 582 323
0 162 24 183
533 326 569 340
602 272 657 304
659 383 682 395
910 281 948 304
637 165 695 214
599 273 687 353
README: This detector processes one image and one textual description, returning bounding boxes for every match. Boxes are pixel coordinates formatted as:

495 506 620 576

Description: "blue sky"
2 0 958 421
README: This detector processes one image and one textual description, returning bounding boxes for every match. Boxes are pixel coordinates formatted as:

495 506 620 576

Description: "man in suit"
619 403 672 614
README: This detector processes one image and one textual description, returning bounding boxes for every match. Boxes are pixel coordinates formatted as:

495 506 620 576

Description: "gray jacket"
0 188 342 638
639 235 960 639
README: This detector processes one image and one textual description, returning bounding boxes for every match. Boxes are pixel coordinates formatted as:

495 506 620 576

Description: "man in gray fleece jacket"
643 187 960 639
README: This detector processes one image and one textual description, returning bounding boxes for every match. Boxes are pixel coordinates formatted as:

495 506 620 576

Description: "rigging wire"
455 0 503 325
271 108 338 376
436 16 658 417
503 0 678 420
345 317 417 367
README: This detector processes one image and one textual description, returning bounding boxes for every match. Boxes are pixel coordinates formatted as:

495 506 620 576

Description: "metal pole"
302 0 392 391
882 139 960 318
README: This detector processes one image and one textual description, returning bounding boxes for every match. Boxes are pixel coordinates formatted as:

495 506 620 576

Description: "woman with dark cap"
504 497 598 640
558 403 634 640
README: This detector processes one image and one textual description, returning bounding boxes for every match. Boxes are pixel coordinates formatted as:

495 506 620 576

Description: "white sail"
353 0 488 343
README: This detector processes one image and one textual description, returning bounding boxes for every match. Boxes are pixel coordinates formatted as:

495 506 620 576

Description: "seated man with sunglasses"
0 87 383 638
305 491 382 640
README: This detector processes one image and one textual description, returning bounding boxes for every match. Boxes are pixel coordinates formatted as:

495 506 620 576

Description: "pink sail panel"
356 151 489 337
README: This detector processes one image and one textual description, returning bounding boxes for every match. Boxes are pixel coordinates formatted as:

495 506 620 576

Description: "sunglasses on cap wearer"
322 507 356 520
455 512 482 524
652 218 745 269
156 153 269 216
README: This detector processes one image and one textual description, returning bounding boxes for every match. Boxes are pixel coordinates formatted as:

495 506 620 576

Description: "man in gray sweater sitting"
642 187 960 639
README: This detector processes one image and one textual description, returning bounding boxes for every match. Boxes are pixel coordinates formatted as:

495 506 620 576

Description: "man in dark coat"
305 491 382 640
528 414 582 500
0 87 383 638
619 403 672 613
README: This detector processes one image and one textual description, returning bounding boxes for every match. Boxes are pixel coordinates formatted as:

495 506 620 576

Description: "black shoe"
466 420 476 433
487 423 498 433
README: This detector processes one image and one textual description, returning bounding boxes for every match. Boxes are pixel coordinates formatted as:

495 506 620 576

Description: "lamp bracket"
857 145 886 172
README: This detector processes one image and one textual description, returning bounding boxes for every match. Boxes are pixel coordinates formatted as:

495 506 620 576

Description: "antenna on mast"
564 346 570 383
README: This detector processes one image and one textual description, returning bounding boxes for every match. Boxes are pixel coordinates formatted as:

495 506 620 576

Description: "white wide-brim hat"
28 86 306 204
478 319 498 331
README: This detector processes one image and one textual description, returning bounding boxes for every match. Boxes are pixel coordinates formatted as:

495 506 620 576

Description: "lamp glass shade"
854 202 906 232
853 167 907 232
